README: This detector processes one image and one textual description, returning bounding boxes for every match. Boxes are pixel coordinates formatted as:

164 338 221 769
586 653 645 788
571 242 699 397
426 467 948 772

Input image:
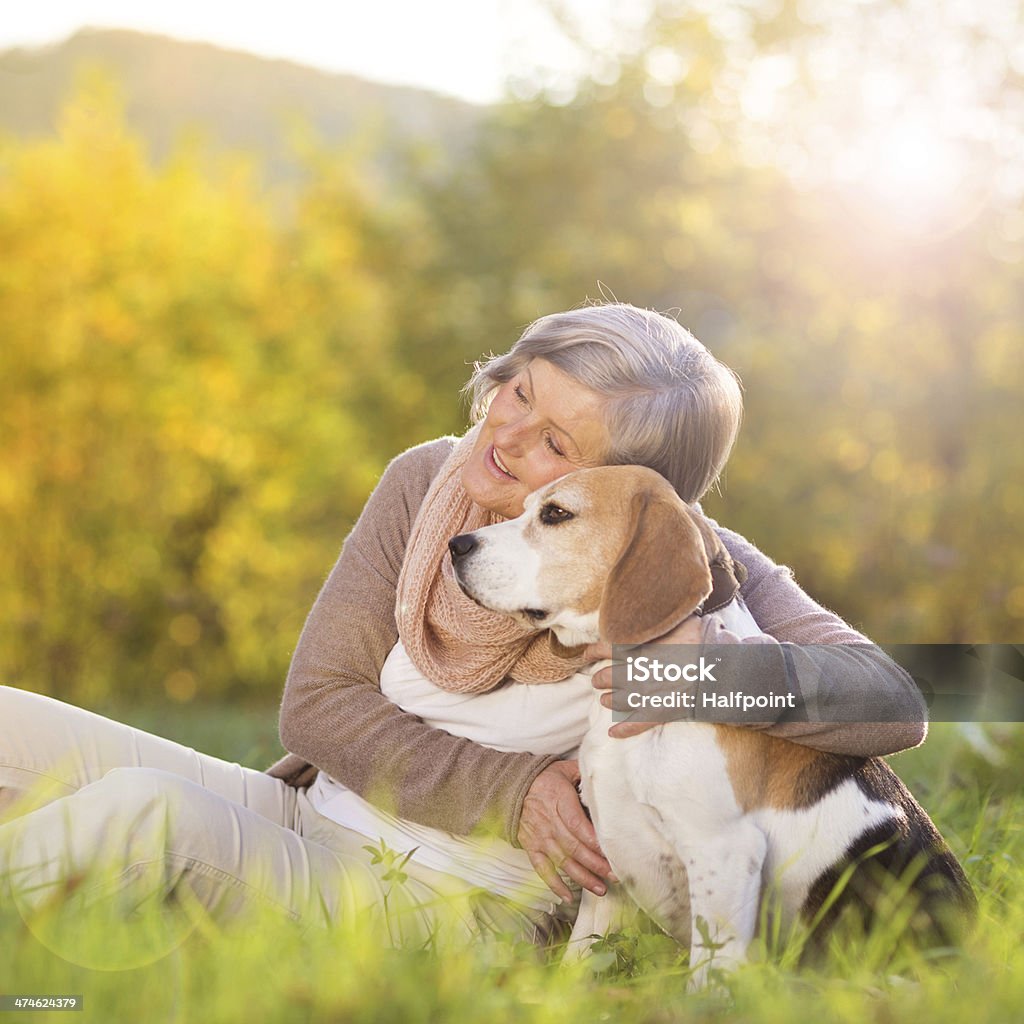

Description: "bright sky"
0 0 628 104
3 1 1016 225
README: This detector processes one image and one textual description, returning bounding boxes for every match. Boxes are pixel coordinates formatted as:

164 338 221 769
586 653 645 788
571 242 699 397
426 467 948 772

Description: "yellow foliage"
0 75 415 701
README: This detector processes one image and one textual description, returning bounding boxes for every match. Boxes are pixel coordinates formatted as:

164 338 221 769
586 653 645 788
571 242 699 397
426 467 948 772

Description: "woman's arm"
274 438 560 844
708 520 928 757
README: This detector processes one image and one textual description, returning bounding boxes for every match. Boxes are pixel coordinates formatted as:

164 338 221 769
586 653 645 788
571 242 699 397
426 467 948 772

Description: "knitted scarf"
395 426 585 693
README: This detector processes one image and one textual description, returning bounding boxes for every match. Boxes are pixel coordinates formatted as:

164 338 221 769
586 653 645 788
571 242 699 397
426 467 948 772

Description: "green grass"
90 697 287 771
2 712 1021 1024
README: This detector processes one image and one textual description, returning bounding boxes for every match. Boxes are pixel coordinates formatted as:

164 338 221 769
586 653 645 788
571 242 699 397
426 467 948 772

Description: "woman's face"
462 358 610 519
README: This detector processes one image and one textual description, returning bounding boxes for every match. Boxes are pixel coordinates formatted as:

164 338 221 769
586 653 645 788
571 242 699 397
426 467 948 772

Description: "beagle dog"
448 465 975 987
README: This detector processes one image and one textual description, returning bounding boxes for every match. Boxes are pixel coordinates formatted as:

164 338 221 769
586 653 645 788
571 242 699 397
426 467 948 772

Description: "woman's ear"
598 492 713 645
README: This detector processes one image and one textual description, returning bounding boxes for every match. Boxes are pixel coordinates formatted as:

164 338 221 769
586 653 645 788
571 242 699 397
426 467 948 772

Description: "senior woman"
0 303 926 947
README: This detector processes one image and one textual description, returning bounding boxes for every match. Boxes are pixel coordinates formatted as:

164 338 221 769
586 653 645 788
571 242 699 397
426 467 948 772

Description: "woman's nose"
492 416 530 452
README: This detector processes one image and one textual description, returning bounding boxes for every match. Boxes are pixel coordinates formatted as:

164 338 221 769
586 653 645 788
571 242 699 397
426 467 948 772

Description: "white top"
308 640 594 912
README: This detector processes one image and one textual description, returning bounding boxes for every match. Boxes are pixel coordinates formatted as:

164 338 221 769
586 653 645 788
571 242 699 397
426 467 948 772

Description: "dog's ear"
598 492 713 645
690 511 730 568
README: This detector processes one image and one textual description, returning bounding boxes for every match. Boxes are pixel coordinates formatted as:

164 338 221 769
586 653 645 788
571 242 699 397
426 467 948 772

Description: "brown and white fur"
448 465 975 987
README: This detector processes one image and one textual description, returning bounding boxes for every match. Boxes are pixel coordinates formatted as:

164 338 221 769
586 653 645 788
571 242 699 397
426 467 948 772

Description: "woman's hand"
586 615 704 738
518 760 614 902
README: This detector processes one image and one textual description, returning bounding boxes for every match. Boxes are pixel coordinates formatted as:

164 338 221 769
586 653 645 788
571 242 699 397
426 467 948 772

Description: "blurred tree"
0 72 413 702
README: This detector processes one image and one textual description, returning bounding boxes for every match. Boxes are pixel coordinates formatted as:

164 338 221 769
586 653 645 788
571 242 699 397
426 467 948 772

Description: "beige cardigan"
265 438 927 845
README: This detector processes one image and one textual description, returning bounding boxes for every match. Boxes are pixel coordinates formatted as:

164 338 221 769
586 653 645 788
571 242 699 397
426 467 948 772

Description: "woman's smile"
489 446 516 479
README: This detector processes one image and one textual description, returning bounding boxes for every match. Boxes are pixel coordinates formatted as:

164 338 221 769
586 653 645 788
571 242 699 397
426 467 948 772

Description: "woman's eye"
540 504 574 525
513 384 529 405
544 435 566 458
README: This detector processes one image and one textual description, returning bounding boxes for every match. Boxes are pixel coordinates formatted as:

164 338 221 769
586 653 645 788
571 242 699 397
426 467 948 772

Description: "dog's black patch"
789 752 864 808
800 758 976 953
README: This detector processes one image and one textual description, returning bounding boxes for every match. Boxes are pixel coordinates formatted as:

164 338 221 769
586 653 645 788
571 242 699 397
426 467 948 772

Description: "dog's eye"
522 608 548 622
540 503 574 525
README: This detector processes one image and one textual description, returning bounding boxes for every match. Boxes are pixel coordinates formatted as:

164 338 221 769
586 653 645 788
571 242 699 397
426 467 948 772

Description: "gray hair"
465 303 743 504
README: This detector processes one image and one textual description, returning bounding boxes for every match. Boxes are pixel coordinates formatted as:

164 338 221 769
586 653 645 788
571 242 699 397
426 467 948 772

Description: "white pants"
0 686 560 948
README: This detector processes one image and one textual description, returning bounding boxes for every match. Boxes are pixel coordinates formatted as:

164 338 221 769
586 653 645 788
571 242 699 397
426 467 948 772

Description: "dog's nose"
448 534 478 560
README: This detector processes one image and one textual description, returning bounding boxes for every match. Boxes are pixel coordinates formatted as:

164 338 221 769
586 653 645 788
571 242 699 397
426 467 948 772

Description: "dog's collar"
696 555 747 616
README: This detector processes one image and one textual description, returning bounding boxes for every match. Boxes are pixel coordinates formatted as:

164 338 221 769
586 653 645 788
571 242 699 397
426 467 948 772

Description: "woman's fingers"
590 663 614 690
519 761 613 899
527 850 573 904
555 852 608 897
583 640 613 663
608 719 662 739
533 814 610 899
598 686 662 738
601 690 661 737
554 798 611 885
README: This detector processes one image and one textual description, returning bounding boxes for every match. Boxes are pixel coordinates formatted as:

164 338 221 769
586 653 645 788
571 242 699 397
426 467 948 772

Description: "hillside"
0 28 483 181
